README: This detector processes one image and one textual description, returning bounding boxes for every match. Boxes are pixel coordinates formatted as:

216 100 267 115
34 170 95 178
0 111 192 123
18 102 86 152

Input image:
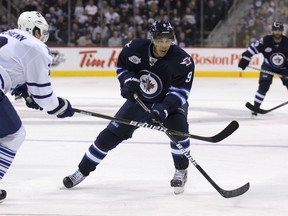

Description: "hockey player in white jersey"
0 11 74 202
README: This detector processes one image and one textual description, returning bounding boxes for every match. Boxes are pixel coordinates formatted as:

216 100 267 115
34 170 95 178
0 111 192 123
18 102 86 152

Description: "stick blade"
245 102 266 114
219 182 250 198
210 120 239 142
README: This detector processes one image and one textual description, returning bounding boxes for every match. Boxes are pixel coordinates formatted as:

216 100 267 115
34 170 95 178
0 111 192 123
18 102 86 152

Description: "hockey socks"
170 138 190 170
0 145 16 180
0 145 15 202
63 142 108 189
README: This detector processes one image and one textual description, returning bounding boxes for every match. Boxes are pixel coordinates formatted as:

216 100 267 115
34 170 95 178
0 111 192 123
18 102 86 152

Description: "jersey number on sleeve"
185 71 193 83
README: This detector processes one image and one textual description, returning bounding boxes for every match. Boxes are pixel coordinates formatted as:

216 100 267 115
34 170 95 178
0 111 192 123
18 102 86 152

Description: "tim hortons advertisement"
50 47 263 77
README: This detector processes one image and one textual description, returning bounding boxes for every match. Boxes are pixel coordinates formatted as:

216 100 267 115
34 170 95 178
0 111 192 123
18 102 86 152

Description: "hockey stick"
247 65 288 78
245 101 288 114
73 108 239 143
134 94 249 198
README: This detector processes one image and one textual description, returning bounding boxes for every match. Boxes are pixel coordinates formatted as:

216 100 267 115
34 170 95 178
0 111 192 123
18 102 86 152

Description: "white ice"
1 77 288 216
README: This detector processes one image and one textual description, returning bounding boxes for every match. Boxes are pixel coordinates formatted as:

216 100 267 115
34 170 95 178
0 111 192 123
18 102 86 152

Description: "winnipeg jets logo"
141 74 155 92
139 70 163 99
128 55 141 64
270 53 285 67
180 57 192 67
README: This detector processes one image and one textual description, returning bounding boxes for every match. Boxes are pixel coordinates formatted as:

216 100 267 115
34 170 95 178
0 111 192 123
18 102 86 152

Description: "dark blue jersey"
116 39 194 112
243 35 288 71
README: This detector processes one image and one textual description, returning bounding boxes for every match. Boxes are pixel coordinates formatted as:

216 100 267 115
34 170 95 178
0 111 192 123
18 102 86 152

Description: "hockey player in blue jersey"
0 11 74 202
63 20 194 194
238 21 288 116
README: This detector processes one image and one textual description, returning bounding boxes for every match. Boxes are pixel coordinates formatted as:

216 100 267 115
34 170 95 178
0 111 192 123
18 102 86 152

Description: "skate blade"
173 186 184 195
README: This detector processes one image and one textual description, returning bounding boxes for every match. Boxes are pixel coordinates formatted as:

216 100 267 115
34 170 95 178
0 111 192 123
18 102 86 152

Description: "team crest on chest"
139 70 163 99
270 53 285 67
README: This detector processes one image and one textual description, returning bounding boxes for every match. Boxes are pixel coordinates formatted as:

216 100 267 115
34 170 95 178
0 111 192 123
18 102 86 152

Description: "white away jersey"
0 28 59 111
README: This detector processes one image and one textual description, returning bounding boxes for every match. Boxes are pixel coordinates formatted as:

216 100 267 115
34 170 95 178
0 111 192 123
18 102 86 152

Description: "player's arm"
11 83 43 110
239 37 264 70
116 41 140 101
164 57 194 112
21 45 73 118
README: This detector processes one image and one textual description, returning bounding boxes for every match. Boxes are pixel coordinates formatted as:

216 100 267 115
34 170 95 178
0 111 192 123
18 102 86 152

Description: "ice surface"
1 77 287 216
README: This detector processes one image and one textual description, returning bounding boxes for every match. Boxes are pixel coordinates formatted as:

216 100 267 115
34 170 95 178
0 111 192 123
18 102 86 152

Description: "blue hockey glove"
238 56 250 70
47 97 74 118
147 103 169 124
121 77 140 102
11 84 43 110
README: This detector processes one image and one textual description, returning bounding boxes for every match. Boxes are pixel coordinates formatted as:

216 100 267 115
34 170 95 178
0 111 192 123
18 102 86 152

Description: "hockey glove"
147 103 169 124
238 56 250 70
11 84 43 110
121 77 140 102
47 97 74 118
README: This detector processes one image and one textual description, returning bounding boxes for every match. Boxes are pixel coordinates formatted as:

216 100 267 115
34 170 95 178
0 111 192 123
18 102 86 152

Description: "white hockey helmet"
17 11 49 43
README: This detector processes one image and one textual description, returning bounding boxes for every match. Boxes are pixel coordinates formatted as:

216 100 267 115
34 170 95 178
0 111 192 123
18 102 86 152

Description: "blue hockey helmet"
149 20 175 40
272 21 284 31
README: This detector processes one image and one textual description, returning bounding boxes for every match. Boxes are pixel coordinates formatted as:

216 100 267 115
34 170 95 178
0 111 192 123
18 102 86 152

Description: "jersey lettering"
0 37 8 48
0 31 27 42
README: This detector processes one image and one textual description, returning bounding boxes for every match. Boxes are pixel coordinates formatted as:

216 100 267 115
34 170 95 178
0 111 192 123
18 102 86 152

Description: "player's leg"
164 103 189 194
0 91 26 202
63 100 147 188
62 128 125 188
252 70 273 116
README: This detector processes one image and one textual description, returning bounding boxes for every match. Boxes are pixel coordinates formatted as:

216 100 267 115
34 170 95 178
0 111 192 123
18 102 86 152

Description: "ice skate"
0 189 7 203
170 169 187 195
63 169 86 189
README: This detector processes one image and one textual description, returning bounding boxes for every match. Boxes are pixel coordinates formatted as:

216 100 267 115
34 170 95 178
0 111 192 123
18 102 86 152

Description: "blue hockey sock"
170 138 190 170
79 142 108 176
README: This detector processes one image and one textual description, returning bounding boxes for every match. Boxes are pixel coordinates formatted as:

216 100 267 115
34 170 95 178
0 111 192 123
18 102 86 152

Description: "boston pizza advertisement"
50 47 263 77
